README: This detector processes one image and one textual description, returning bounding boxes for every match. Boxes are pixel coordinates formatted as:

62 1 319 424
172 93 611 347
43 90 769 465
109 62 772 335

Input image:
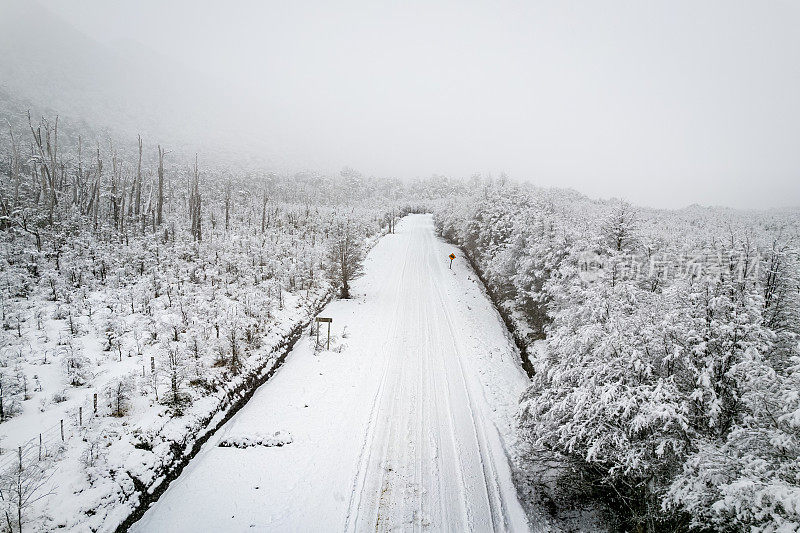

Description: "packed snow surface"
132 214 532 532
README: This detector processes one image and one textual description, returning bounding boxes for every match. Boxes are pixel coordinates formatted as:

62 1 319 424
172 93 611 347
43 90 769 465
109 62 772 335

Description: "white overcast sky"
35 0 800 208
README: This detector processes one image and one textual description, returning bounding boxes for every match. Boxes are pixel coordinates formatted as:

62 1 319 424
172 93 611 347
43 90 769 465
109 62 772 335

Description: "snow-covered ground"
132 214 536 532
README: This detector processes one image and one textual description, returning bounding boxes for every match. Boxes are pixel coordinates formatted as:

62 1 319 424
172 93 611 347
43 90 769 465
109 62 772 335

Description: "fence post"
60 419 64 441
151 356 158 401
79 406 82 426
38 433 42 461
18 446 22 471
93 393 97 414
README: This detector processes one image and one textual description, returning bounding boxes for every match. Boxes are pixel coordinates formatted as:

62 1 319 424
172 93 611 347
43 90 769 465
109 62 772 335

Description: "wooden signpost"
316 317 333 350
449 253 456 269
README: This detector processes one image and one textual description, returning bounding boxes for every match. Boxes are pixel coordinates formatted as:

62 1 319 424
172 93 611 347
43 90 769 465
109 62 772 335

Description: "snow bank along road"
132 214 533 532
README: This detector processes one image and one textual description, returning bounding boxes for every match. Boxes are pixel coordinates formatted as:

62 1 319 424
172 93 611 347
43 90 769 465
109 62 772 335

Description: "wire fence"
0 390 101 474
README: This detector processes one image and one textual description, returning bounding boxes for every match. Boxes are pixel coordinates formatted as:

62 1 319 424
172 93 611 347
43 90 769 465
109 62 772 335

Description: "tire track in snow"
428 250 507 530
369 235 429 530
344 234 414 532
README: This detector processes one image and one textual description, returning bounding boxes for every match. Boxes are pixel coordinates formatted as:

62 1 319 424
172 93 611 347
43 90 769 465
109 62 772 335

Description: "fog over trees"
2 0 799 207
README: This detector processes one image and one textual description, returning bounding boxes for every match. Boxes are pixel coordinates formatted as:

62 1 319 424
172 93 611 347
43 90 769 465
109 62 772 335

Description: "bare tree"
161 346 188 411
0 449 53 533
326 216 365 299
602 201 638 253
156 145 165 226
27 113 58 225
260 187 268 234
73 136 85 209
109 145 123 230
90 145 103 230
189 155 202 242
228 326 241 374
134 135 143 216
224 179 232 231
105 377 135 417
6 122 20 210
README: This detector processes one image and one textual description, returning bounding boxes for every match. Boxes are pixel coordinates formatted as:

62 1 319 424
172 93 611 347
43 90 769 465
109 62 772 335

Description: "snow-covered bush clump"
218 430 293 448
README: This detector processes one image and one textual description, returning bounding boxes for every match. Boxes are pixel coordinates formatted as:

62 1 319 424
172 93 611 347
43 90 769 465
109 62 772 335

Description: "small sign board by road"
315 317 333 350
449 253 456 269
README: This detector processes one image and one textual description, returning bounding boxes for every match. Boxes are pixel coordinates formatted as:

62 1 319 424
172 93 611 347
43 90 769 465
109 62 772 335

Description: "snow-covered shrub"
155 343 191 413
60 344 92 386
665 354 800 531
51 389 68 403
105 375 136 417
51 304 69 321
218 430 293 448
80 439 107 470
0 371 23 422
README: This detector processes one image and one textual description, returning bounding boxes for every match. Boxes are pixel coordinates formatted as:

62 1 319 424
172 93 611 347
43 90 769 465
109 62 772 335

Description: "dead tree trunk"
92 146 102 231
6 122 20 209
261 188 268 233
110 147 120 229
74 136 85 210
156 145 165 226
128 135 143 219
189 155 202 242
27 112 59 225
224 180 232 231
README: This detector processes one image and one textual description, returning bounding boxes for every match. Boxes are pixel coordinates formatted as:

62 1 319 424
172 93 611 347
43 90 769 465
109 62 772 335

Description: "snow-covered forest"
2 105 798 531
436 185 800 530
2 0 800 530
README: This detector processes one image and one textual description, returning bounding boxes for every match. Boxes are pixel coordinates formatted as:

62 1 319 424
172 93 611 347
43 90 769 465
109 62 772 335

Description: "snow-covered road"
132 214 532 532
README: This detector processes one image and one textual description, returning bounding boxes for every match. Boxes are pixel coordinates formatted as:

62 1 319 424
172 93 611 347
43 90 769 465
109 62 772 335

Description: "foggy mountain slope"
0 0 245 157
